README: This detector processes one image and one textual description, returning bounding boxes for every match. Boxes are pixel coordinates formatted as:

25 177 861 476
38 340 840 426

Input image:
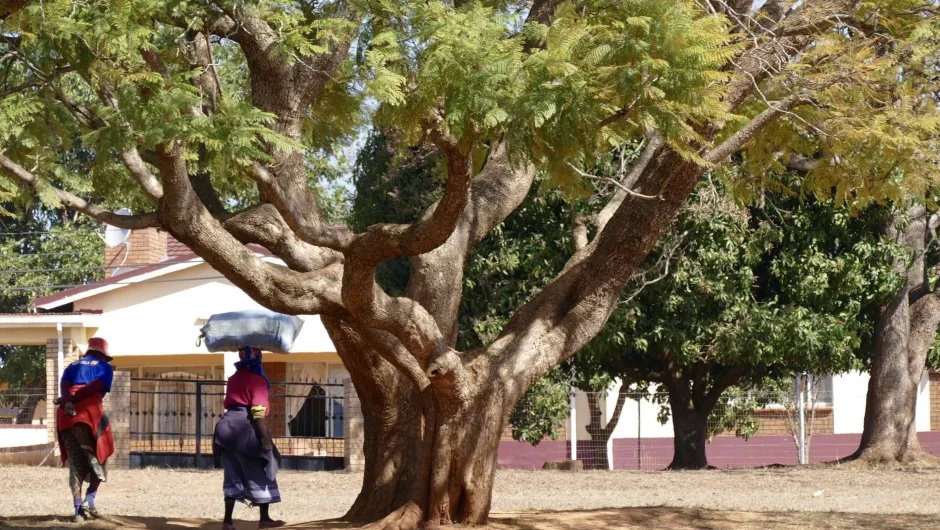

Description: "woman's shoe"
80 502 100 519
258 521 285 529
222 523 236 530
70 512 86 524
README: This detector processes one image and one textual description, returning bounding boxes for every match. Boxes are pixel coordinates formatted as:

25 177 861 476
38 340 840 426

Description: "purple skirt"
213 407 281 504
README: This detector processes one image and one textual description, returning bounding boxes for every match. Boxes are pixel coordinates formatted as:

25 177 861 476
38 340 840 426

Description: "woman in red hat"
54 336 115 522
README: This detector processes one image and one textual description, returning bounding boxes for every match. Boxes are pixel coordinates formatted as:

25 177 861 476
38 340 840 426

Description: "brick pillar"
45 338 80 446
104 371 131 470
343 379 364 472
264 362 288 436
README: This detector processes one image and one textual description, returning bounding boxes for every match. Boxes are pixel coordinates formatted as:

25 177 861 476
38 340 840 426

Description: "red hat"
87 337 112 362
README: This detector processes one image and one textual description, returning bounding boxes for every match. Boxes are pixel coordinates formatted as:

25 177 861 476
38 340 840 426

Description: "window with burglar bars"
129 376 344 460
0 388 46 425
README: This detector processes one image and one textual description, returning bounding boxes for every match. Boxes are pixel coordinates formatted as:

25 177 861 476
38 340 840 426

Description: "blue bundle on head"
199 310 305 354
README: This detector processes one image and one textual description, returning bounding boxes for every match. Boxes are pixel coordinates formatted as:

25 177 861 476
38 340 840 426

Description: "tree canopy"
0 204 101 390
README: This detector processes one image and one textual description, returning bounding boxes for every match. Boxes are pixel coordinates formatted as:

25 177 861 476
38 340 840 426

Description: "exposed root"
364 502 424 530
829 448 940 470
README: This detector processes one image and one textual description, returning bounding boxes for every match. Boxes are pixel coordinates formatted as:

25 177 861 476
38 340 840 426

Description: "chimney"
104 228 168 278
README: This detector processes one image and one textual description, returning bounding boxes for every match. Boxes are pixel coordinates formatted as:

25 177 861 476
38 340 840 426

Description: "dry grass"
1 466 939 529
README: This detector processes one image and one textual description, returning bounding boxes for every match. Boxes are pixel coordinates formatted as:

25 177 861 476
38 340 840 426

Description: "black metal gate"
130 377 344 471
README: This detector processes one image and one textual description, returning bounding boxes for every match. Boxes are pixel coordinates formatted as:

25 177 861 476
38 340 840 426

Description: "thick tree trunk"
346 388 507 528
854 284 921 463
851 210 940 466
667 391 711 470
326 317 513 529
584 393 610 470
581 441 610 471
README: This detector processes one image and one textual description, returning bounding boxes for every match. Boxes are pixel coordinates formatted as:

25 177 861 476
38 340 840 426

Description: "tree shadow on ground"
3 508 939 530
488 507 940 530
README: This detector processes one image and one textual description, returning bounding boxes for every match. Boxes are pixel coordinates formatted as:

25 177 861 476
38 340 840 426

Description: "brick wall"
105 371 131 470
343 379 364 472
45 338 80 445
265 362 288 436
752 408 834 436
931 372 940 431
104 228 167 278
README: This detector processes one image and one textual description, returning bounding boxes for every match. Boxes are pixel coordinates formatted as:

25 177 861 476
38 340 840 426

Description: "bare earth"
1 466 939 529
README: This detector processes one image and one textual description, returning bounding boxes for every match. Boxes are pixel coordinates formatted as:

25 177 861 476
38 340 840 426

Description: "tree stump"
542 460 583 471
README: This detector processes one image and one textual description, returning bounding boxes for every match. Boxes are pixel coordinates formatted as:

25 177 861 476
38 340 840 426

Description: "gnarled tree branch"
0 152 159 228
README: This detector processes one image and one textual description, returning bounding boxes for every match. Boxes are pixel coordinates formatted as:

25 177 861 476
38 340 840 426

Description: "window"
806 374 833 406
287 385 329 437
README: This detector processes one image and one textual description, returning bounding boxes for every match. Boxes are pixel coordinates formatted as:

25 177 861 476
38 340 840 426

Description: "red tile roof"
165 235 190 260
34 243 273 310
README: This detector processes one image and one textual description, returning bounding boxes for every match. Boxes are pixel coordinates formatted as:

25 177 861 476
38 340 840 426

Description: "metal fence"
497 382 940 470
0 387 45 425
129 376 344 470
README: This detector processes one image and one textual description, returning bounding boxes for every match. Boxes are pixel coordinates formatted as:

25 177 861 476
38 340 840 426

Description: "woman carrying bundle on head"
55 337 115 522
213 346 285 530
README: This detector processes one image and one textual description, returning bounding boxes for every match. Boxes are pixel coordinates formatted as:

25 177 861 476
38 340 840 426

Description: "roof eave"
0 314 102 328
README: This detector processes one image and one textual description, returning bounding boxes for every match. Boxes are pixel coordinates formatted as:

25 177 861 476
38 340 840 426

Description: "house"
0 228 351 469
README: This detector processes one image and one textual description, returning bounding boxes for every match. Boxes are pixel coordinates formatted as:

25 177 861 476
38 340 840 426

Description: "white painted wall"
73 262 337 358
223 351 240 380
0 426 47 448
832 370 870 434
813 370 931 434
916 371 931 432
576 379 673 440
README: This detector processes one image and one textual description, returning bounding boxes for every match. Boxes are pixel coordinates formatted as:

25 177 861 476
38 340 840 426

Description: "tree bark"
584 393 611 470
851 209 940 466
331 323 513 528
666 385 712 470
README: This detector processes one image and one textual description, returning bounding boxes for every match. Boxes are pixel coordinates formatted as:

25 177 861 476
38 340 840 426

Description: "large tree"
844 205 940 465
0 1 936 527
577 182 900 469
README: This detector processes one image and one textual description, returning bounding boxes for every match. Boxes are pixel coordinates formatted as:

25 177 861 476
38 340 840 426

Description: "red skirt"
56 389 114 466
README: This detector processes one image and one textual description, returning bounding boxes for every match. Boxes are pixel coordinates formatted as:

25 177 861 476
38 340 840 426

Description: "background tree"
0 1 936 528
502 175 901 470
845 205 940 465
0 199 101 421
578 181 900 469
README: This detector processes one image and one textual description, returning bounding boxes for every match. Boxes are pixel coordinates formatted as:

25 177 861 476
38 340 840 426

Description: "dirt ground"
1 466 939 529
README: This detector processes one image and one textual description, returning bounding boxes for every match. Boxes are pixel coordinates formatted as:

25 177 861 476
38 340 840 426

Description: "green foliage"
513 1 736 188
729 2 940 209
0 346 45 390
360 0 736 193
0 203 102 389
458 184 584 350
508 366 571 445
2 0 935 223
568 178 901 440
